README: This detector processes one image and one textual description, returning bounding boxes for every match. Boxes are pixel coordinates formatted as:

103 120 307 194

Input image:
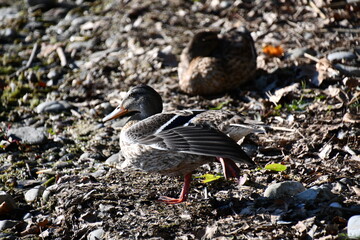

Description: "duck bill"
102 106 129 122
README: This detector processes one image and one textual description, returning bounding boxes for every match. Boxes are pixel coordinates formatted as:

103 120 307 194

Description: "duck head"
187 31 219 59
102 85 163 122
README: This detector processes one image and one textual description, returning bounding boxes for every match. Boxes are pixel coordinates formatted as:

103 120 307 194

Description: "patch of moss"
12 161 25 168
29 97 40 109
0 66 16 75
1 52 23 67
285 97 309 112
0 82 31 106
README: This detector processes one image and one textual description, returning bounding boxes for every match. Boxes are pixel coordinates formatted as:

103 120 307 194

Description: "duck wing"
138 124 255 166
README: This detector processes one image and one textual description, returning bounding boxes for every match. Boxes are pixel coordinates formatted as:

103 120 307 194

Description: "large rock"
348 215 360 239
7 126 46 145
264 181 305 198
0 191 17 211
0 220 18 230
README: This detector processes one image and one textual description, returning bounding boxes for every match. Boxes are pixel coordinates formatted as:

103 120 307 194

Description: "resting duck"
103 85 260 204
178 28 257 95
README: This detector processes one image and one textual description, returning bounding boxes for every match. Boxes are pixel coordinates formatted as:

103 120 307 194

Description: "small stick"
10 42 39 77
304 53 320 63
26 42 39 68
309 0 327 19
56 47 67 67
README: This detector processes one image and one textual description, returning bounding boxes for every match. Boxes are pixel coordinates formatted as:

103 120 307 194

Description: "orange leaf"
263 45 284 57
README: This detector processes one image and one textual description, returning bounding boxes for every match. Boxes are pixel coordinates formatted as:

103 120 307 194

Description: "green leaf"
274 104 282 110
264 163 287 172
209 101 229 110
196 173 222 183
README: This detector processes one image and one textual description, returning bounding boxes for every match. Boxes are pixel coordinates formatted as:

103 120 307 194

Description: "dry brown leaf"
292 221 307 233
352 186 360 196
292 216 316 233
267 83 300 105
20 225 41 236
343 113 360 123
316 58 340 85
203 223 218 239
348 91 360 105
343 77 360 89
319 144 333 160
323 85 348 104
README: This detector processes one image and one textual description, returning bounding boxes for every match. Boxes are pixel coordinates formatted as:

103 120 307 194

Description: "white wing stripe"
154 115 180 134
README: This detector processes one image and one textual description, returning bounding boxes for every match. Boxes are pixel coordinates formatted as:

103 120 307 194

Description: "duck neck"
123 119 139 129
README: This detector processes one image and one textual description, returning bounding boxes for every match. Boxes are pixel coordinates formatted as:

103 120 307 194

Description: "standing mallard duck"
103 85 260 204
178 28 257 95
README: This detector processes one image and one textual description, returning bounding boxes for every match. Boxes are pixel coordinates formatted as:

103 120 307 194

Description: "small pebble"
90 169 107 178
329 202 342 208
80 152 105 161
87 228 105 240
36 100 72 113
23 213 33 221
24 185 45 203
0 28 17 41
54 160 74 170
47 69 61 80
104 153 123 167
58 153 75 162
264 181 305 198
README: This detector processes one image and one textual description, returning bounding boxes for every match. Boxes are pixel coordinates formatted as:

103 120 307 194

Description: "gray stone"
58 153 75 162
23 213 33 221
80 152 105 161
87 228 105 240
36 100 72 113
66 40 96 52
296 188 319 201
54 160 74 170
264 181 305 198
90 169 107 178
24 185 46 203
0 191 17 209
348 215 360 239
42 184 58 202
0 220 18 230
104 153 123 167
26 0 56 7
329 202 342 208
47 69 61 80
0 28 17 41
7 126 46 145
288 47 307 60
0 7 19 21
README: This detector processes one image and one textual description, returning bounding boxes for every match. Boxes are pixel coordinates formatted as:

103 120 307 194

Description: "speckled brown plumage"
178 29 257 95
